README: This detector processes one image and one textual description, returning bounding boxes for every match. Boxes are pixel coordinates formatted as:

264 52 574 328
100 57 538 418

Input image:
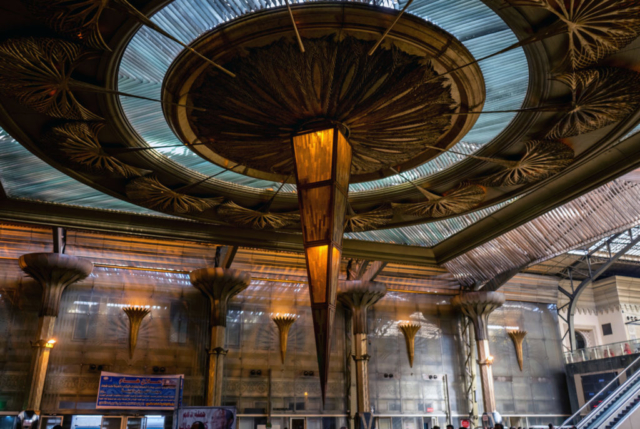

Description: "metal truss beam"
558 229 640 351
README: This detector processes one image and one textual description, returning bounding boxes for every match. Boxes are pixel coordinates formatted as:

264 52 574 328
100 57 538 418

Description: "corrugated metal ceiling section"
118 0 528 193
444 180 640 284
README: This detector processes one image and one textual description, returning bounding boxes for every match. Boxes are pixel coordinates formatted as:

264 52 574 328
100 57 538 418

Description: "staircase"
562 355 640 429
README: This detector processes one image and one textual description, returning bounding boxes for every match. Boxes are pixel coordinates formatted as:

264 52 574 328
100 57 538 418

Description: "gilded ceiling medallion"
510 0 640 71
48 122 145 178
126 176 223 214
0 38 100 120
392 185 486 218
186 36 454 178
547 68 640 139
163 4 485 184
217 201 300 230
479 140 574 187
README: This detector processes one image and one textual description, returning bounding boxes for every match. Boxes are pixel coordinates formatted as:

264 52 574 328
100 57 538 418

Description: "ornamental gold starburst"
0 38 100 120
49 122 145 177
547 68 640 139
509 0 640 70
217 201 299 230
344 206 394 233
126 176 223 214
480 140 574 187
23 0 112 51
392 185 486 218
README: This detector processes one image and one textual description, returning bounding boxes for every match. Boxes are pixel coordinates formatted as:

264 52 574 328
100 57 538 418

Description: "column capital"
338 280 387 334
451 291 505 340
189 267 251 327
19 253 93 317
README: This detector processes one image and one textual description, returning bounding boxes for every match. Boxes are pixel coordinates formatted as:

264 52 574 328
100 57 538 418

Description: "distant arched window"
576 331 587 350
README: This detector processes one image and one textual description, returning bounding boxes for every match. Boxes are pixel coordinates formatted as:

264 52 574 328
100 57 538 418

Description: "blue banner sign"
97 372 184 410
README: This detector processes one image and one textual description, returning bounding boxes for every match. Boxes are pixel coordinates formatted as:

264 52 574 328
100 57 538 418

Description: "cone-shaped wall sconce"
123 307 151 359
273 315 296 364
399 323 421 368
508 330 527 371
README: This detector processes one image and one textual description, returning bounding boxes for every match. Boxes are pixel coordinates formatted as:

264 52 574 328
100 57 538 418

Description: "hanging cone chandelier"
162 3 485 402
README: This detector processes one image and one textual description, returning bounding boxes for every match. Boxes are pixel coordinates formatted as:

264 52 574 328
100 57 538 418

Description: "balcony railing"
564 339 640 364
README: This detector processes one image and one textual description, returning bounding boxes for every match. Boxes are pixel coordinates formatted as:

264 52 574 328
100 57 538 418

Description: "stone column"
19 253 94 411
338 281 387 417
451 292 505 418
189 268 251 406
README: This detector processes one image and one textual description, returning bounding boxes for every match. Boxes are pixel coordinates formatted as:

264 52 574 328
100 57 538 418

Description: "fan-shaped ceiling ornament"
23 0 113 51
392 185 486 218
217 201 300 230
344 206 394 233
509 0 640 71
126 176 222 214
22 0 235 75
547 67 640 139
479 140 574 187
0 38 100 120
174 35 456 178
48 122 145 178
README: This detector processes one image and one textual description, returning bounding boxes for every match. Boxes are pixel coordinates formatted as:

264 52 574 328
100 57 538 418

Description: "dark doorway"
576 331 587 350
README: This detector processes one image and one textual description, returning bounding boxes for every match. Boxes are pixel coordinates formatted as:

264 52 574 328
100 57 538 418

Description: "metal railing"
560 354 640 428
564 339 640 364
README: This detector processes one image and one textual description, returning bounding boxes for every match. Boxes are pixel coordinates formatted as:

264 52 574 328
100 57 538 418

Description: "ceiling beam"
361 260 387 281
217 245 238 268
0 198 436 266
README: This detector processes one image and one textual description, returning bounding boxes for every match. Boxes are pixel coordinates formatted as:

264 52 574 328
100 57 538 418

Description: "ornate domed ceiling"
0 0 640 259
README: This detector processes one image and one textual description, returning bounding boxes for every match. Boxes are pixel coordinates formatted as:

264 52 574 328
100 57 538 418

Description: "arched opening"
576 331 587 350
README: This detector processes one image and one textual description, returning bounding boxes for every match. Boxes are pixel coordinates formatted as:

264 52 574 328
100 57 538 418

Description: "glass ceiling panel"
118 0 528 193
0 126 168 215
0 0 538 248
